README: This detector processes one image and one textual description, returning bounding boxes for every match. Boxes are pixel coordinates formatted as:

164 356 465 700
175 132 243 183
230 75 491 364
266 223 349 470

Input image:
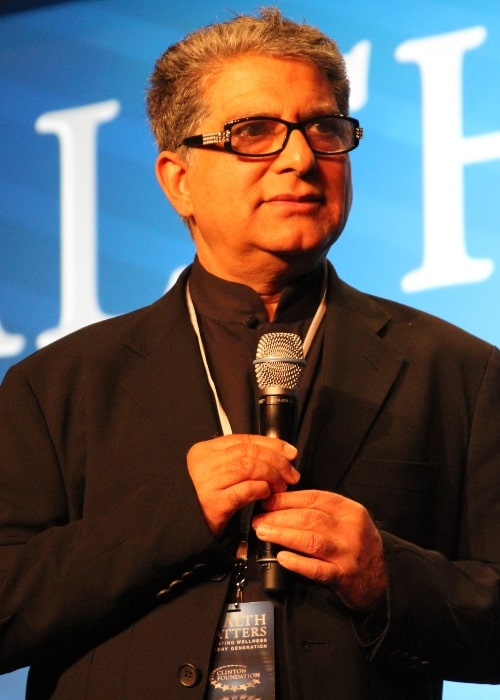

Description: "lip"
265 193 324 206
267 193 323 202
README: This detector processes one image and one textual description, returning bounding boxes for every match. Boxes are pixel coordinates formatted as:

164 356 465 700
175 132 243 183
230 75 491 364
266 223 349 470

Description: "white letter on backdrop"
0 325 25 358
396 27 498 292
344 40 371 112
34 100 120 347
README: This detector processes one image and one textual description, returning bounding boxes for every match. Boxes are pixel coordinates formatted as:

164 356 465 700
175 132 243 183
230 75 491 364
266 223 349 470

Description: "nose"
274 126 316 173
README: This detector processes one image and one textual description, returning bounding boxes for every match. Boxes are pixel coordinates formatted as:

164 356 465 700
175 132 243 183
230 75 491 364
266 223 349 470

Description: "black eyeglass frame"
181 114 363 156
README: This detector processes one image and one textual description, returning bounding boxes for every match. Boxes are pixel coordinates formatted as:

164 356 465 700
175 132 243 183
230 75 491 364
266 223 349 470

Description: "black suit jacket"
0 265 499 699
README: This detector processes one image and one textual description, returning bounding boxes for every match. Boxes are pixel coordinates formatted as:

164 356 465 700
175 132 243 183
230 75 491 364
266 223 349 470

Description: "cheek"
188 184 246 237
185 169 223 223
195 169 261 222
325 159 352 214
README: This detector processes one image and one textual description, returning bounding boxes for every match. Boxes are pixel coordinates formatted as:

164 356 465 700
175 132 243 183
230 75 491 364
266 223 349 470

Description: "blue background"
0 1 499 697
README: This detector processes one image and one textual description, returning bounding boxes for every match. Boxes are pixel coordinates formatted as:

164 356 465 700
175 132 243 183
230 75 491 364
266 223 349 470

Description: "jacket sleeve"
371 345 500 683
0 359 228 673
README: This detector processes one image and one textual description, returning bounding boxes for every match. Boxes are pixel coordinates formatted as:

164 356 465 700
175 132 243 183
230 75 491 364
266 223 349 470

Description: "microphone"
253 331 306 596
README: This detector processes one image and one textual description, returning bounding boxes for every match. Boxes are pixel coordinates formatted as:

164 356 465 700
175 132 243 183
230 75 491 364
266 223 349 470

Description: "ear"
155 150 193 219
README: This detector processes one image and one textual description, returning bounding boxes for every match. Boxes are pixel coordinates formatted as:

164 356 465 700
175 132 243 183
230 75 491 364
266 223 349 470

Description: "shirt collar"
188 257 325 326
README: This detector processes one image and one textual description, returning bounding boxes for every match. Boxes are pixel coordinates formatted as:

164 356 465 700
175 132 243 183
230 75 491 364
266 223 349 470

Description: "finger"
254 519 336 561
224 438 300 488
276 549 340 584
259 488 345 513
190 435 300 490
223 479 274 514
209 433 297 461
215 435 300 488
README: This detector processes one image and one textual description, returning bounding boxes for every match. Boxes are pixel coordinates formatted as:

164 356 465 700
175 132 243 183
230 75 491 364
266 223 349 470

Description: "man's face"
159 53 353 286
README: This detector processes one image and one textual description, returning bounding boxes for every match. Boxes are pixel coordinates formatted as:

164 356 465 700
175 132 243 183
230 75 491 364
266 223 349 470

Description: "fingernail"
255 525 271 538
283 442 297 459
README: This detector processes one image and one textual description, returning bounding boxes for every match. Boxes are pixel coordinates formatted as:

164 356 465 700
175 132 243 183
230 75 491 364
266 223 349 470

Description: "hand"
253 489 387 612
187 434 299 537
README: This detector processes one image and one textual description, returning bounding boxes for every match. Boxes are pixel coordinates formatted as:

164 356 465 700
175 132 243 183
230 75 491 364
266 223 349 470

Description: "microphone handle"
256 390 296 596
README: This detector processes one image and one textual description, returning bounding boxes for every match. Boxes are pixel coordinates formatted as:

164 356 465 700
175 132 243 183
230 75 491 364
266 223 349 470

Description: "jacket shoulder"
6 266 191 382
333 273 497 364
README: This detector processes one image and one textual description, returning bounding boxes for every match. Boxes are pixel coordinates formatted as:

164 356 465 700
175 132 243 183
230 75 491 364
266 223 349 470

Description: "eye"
231 119 281 140
306 117 350 152
309 117 341 136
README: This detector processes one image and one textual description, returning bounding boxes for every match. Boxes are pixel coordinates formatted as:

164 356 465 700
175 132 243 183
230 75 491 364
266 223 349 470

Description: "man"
0 7 499 700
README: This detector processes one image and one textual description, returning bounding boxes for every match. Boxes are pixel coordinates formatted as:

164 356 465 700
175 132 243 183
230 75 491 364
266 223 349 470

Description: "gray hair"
147 6 350 154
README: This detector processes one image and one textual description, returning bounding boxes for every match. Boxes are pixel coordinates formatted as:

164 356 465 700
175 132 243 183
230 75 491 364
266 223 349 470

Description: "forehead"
202 53 338 122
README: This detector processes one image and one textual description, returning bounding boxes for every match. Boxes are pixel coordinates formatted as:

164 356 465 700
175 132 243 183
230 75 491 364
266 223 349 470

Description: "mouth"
264 193 325 213
267 193 324 203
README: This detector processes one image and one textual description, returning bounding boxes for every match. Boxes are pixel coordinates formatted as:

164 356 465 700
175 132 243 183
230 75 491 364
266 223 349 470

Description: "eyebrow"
224 108 341 122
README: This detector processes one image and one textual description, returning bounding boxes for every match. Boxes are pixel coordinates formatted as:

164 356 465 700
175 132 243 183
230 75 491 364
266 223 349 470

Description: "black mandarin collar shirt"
188 257 326 436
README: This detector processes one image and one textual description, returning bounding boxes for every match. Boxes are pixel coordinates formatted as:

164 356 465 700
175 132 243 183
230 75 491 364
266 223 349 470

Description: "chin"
277 232 340 258
270 248 328 276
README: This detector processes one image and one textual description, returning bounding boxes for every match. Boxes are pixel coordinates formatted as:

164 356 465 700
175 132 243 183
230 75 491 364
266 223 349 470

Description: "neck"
195 252 326 320
192 250 325 321
258 291 281 321
247 261 324 320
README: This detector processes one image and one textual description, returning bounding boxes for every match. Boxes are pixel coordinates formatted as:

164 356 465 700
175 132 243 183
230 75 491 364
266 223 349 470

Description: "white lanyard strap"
186 281 233 436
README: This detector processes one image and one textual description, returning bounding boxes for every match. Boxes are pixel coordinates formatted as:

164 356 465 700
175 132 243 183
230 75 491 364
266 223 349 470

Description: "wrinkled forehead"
199 53 339 125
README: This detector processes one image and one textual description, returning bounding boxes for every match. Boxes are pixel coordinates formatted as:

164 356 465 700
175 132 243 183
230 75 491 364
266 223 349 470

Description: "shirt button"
244 315 260 328
178 663 202 688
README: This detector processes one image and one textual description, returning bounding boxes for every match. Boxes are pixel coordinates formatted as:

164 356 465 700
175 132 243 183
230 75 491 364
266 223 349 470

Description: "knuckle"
186 442 200 461
311 560 330 584
303 529 322 554
303 489 322 508
226 488 245 513
226 445 250 472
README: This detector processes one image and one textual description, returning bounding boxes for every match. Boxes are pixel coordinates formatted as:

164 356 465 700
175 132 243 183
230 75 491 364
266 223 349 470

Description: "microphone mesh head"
254 332 305 390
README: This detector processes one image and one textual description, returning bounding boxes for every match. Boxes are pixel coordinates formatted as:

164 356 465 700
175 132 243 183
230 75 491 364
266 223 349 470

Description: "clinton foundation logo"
209 663 262 697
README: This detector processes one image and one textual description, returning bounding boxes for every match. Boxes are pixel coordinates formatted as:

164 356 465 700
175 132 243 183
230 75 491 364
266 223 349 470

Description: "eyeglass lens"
229 117 354 155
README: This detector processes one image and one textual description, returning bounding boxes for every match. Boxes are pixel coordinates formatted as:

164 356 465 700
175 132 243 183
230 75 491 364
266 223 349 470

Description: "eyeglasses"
181 114 363 157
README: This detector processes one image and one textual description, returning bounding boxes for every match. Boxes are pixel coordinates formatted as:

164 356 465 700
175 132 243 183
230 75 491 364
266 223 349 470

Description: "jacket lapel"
120 267 221 460
300 271 405 491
